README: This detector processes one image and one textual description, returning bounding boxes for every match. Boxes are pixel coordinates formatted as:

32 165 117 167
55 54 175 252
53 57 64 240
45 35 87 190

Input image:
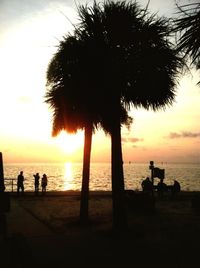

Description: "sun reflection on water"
63 162 74 190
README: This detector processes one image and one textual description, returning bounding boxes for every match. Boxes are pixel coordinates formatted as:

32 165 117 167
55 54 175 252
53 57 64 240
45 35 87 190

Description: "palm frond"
174 2 200 68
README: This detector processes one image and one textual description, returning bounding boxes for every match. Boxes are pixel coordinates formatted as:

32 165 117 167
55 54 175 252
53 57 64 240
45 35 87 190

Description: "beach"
1 190 200 267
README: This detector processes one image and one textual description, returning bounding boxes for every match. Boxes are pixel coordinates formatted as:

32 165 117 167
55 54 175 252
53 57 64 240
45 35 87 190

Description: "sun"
55 131 84 154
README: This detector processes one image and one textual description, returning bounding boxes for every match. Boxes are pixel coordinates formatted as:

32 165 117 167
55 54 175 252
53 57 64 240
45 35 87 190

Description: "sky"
0 0 199 164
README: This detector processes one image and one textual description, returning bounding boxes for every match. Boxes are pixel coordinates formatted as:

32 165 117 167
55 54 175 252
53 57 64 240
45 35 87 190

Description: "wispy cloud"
168 131 200 139
122 137 144 143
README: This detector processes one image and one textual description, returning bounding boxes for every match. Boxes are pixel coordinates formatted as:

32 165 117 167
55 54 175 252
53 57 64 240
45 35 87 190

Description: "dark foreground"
1 190 200 267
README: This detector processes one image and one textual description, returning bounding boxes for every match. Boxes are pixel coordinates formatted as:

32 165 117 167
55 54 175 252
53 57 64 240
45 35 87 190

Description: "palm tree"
75 0 183 231
46 0 183 231
45 35 132 225
174 2 200 83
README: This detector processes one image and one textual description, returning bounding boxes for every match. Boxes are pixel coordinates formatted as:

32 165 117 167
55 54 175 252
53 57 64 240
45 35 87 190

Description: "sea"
3 162 200 192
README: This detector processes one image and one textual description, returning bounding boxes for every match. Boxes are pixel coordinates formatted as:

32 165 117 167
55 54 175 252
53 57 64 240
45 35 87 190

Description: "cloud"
122 137 144 143
168 131 200 139
168 132 182 139
129 137 144 143
132 145 138 148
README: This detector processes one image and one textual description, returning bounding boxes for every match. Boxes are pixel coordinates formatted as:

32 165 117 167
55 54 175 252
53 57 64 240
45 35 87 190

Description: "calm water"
3 162 200 192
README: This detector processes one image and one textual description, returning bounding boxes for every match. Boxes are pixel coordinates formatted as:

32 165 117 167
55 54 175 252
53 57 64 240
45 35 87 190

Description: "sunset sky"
0 0 199 164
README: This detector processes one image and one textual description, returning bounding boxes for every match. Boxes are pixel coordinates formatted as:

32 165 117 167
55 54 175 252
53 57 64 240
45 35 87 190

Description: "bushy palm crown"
174 2 200 69
75 0 182 113
46 28 132 136
46 35 99 135
46 1 182 136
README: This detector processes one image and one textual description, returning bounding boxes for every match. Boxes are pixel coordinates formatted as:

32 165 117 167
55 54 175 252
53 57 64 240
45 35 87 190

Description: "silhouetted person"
41 174 48 195
141 177 153 193
17 171 24 195
157 178 168 197
33 173 40 195
172 180 181 196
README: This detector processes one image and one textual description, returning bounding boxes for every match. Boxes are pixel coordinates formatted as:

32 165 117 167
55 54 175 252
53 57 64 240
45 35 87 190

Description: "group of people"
141 176 181 196
17 171 48 195
33 173 48 195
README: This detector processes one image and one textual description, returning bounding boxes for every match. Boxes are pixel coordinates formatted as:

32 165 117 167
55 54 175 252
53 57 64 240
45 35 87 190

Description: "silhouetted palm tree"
45 35 132 225
46 0 183 231
75 0 183 230
174 2 200 83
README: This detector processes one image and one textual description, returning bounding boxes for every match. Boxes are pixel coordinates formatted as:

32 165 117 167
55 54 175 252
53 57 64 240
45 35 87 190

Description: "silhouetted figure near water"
41 174 48 195
172 180 181 196
33 173 40 195
157 178 168 197
17 171 24 195
141 177 153 193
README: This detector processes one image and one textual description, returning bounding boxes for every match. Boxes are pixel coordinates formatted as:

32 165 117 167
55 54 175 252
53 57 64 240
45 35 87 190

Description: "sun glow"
55 131 84 154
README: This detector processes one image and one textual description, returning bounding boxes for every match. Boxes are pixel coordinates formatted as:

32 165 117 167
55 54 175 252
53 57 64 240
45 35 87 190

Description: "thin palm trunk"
80 123 93 224
111 115 127 231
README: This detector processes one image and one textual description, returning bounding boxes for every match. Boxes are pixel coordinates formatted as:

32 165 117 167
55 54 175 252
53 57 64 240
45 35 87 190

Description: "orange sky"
0 0 200 164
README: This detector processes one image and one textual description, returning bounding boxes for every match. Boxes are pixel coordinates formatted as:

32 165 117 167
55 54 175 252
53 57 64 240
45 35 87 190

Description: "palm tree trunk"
80 123 93 225
111 117 127 231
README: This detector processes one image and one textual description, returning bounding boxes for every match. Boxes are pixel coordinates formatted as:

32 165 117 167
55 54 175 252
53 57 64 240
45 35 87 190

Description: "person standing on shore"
172 180 181 196
141 177 153 193
41 174 48 195
17 171 24 195
33 173 40 195
157 178 168 197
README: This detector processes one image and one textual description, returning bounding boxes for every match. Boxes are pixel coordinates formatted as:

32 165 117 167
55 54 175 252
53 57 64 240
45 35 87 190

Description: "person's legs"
21 185 24 195
35 184 38 195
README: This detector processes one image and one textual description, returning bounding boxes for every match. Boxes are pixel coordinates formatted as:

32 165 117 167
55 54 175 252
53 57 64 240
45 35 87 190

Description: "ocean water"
3 162 200 192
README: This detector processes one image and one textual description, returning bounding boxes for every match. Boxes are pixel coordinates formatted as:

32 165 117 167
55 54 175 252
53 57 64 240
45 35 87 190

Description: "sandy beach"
2 190 200 267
